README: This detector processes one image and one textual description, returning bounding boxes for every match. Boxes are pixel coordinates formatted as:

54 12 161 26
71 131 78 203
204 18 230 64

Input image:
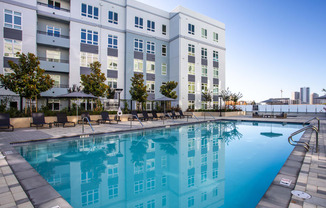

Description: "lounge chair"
128 111 144 121
54 113 75 127
98 112 118 124
179 110 192 119
170 111 180 119
142 111 154 121
78 112 99 125
30 113 52 128
152 111 164 120
114 115 121 122
0 113 14 131
276 112 287 119
252 112 263 118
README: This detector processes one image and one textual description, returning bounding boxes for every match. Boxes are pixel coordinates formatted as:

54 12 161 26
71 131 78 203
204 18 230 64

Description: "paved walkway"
0 115 325 208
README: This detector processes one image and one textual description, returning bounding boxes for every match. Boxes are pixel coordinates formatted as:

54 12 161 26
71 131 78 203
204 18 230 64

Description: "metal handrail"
82 117 94 133
288 125 318 152
303 117 320 131
204 112 216 120
130 115 144 128
165 113 176 123
192 113 199 121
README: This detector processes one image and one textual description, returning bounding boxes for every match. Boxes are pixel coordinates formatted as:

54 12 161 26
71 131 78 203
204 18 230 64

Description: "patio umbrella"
315 95 326 99
154 96 176 114
260 124 283 138
57 92 96 121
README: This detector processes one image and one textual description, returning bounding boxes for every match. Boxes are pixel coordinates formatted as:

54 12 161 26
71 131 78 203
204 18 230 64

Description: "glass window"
213 67 219 78
188 63 195 75
81 189 99 206
188 157 194 169
4 9 21 29
108 35 118 49
135 17 143 29
146 159 155 171
201 83 208 93
80 52 98 67
81 4 86 16
188 100 195 110
161 63 167 75
46 50 60 62
107 56 118 70
188 196 194 207
4 39 21 57
108 11 118 24
47 26 61 37
188 82 195 94
201 48 207 59
134 39 143 52
146 41 155 54
201 65 207 77
213 168 218 179
188 44 195 56
108 184 118 199
201 153 207 165
188 175 194 187
81 4 98 19
188 23 195 35
201 192 207 202
49 75 60 88
147 20 155 32
201 170 207 183
162 195 167 206
134 59 143 72
147 199 155 208
108 78 117 89
134 180 144 194
213 32 219 42
213 51 219 62
201 28 207 39
162 45 167 56
162 24 167 35
81 29 98 45
48 0 61 9
146 61 155 73
188 138 195 150
146 178 155 191
213 84 219 94
146 81 155 93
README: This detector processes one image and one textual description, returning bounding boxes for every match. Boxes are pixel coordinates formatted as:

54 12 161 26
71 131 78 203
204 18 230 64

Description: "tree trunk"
25 99 28 114
35 96 38 112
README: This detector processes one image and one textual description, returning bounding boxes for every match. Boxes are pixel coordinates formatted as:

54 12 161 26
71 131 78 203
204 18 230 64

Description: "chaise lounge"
30 113 52 128
54 113 75 127
0 113 14 131
78 112 100 125
98 112 118 124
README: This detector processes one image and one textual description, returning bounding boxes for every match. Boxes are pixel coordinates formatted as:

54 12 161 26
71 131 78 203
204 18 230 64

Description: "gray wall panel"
201 76 207 83
188 75 195 82
3 57 18 68
4 28 22 41
213 61 219 68
80 67 91 75
108 48 118 57
201 59 207 66
148 93 155 100
134 51 143 60
80 43 98 54
188 56 195 63
188 94 195 100
146 53 155 61
213 78 219 84
213 95 219 101
107 70 118 78
146 73 155 81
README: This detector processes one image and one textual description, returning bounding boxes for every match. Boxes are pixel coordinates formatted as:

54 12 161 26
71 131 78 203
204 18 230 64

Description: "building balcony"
37 2 70 20
39 57 69 73
37 31 70 48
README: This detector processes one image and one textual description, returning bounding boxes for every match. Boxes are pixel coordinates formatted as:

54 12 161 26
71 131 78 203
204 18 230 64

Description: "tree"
160 81 178 99
220 87 231 110
0 52 54 115
67 84 82 93
202 91 212 109
129 73 148 111
80 61 108 111
230 92 243 110
106 85 116 99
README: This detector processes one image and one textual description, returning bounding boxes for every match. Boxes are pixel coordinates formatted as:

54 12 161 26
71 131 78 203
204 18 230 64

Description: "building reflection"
18 122 240 208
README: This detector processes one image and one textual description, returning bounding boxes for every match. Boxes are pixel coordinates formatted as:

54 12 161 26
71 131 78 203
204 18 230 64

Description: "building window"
108 78 117 89
81 29 98 45
162 175 167 186
188 196 195 207
108 164 118 178
3 68 14 75
46 26 60 37
134 59 143 72
80 52 98 67
201 65 207 77
213 51 219 62
162 195 167 207
108 11 118 24
213 32 218 42
146 41 155 54
81 189 99 207
134 163 144 174
146 81 155 93
213 67 219 78
188 63 195 75
162 24 167 35
188 175 194 187
108 184 118 199
202 101 207 110
108 35 118 49
48 98 60 110
147 199 155 208
188 23 195 35
162 45 167 56
201 83 208 93
213 187 218 197
188 82 195 94
146 158 155 171
161 156 167 168
188 44 195 56
213 84 219 94
146 61 155 74
46 50 60 62
146 178 155 190
201 192 207 202
188 156 194 169
107 56 118 70
213 168 218 179
4 9 21 30
201 48 207 59
188 138 195 150
49 75 60 88
134 39 143 52
201 153 207 165
147 20 155 32
81 4 98 19
135 203 144 208
188 101 195 109
135 16 143 29
213 151 219 162
201 28 207 39
161 63 167 75
4 39 21 57
134 180 144 194
201 170 207 183
48 0 61 10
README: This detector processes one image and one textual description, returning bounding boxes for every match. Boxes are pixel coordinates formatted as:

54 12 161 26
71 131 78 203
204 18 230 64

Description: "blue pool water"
16 121 303 208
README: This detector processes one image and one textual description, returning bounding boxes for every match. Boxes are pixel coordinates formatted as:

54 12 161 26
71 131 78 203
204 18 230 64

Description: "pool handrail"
302 117 320 132
130 114 144 128
204 112 216 121
82 117 94 134
288 125 318 152
165 113 176 123
192 113 199 121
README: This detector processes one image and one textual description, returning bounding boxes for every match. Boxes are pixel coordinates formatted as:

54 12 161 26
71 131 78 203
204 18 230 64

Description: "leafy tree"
230 92 243 109
129 73 148 110
0 52 54 115
322 88 326 94
80 61 108 111
202 91 212 109
160 81 178 99
67 84 82 93
106 85 116 99
220 87 231 110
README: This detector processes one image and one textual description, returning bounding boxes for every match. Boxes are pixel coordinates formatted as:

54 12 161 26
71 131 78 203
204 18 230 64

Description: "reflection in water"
18 122 247 208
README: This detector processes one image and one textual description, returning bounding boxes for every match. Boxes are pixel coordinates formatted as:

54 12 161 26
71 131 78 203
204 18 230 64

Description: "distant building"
310 93 319 104
260 98 290 105
300 87 310 104
291 91 300 104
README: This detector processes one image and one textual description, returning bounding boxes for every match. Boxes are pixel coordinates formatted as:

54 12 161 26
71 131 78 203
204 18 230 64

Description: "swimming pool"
16 121 303 208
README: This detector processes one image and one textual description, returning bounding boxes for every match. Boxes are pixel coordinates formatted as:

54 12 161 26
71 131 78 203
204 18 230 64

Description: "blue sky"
138 0 326 102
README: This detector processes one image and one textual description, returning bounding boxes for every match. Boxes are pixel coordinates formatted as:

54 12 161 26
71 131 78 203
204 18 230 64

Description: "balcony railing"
38 57 69 64
37 30 69 39
37 2 70 12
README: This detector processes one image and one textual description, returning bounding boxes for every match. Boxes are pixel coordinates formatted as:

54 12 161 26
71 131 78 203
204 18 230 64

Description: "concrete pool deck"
0 115 325 208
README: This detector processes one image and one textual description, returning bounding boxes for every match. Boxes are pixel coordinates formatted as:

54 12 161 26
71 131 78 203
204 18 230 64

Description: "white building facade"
0 0 225 111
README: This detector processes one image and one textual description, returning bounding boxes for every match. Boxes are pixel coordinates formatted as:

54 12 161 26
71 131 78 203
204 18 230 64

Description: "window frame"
147 20 155 32
135 16 143 29
201 28 207 39
4 39 22 57
107 56 118 70
146 80 155 93
81 4 98 19
146 61 155 74
188 63 195 75
80 52 98 67
4 9 22 30
108 11 118 24
108 34 118 49
162 24 167 35
188 44 195 56
134 59 143 72
213 32 219 42
161 63 167 75
213 67 219 78
146 41 155 54
81 29 98 45
201 47 207 59
134 39 144 52
188 23 195 35
188 82 195 94
213 50 219 62
201 65 207 77
162 45 167 56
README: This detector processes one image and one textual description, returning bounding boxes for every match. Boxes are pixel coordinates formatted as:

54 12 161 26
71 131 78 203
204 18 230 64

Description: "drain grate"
291 190 311 199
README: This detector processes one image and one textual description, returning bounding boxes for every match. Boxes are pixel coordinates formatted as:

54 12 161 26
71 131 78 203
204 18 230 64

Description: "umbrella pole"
76 99 78 124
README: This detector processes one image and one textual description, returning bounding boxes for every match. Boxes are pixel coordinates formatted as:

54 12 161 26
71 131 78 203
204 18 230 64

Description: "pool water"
16 121 303 208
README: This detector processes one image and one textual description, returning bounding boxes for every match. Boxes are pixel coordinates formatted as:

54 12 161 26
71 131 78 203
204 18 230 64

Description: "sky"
138 0 326 102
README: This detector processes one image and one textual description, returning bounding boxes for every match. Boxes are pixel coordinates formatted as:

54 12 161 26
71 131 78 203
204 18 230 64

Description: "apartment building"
0 0 225 111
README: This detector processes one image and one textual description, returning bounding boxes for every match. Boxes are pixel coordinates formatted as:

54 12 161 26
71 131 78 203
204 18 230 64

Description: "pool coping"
1 117 312 207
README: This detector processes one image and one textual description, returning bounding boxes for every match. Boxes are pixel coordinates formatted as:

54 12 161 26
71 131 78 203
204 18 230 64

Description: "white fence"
236 105 326 114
